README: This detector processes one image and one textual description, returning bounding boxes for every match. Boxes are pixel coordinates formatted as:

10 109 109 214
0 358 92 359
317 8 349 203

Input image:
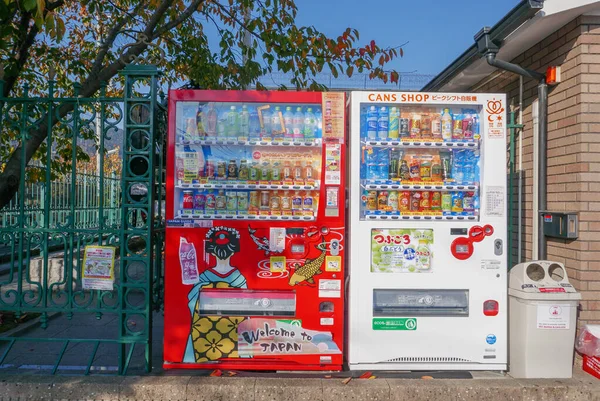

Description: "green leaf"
36 0 45 14
23 0 37 11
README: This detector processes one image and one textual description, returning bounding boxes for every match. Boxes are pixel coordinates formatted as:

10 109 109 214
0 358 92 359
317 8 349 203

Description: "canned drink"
452 118 464 140
400 118 410 138
462 117 474 139
206 160 215 178
194 193 206 211
260 191 270 209
216 161 227 180
237 191 249 212
421 114 432 139
377 164 389 180
366 190 377 211
249 163 259 181
410 192 420 211
377 191 388 211
182 190 194 210
205 191 216 212
249 191 259 210
410 115 421 139
176 157 185 181
441 192 452 213
226 191 237 212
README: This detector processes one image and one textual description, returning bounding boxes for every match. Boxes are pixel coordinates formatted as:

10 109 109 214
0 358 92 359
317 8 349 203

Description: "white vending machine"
347 91 507 371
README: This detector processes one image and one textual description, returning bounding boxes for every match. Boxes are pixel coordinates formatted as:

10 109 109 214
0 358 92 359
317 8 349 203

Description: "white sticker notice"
485 186 504 217
320 317 334 326
481 260 501 270
537 304 571 329
488 128 504 140
269 228 286 252
319 279 341 298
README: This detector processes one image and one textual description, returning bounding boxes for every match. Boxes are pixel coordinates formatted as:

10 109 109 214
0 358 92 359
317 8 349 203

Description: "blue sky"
293 0 520 76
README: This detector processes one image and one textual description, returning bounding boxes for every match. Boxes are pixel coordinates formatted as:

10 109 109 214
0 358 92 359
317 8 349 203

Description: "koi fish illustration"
248 225 282 256
288 240 326 286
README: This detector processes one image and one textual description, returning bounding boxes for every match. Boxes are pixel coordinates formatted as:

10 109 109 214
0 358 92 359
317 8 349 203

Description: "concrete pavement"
0 367 598 400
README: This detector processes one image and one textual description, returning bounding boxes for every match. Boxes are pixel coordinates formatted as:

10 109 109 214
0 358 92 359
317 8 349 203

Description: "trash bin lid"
509 287 582 301
509 260 580 297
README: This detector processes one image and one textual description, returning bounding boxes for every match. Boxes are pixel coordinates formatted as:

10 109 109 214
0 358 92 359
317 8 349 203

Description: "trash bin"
508 260 581 378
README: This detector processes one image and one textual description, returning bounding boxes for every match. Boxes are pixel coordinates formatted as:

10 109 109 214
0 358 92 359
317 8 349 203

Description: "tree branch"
3 0 67 97
151 0 205 40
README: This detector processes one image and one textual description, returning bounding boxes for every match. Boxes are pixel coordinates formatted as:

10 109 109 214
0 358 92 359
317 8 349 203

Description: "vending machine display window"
174 101 323 221
358 104 482 221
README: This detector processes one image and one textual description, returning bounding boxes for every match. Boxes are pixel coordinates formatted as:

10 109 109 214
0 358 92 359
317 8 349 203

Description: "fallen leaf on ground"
342 377 352 384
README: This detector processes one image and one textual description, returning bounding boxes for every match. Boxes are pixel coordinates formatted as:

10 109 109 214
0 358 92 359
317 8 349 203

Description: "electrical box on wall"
541 211 578 239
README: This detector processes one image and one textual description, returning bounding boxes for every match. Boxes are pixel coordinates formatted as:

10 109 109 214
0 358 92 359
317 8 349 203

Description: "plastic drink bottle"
377 106 389 140
366 106 378 140
261 109 272 139
239 105 250 138
196 105 206 137
283 106 294 139
292 191 303 214
303 108 317 141
217 110 227 138
205 103 217 137
293 107 304 141
315 109 323 138
227 106 239 138
303 191 314 214
248 108 260 140
304 161 314 181
271 106 284 139
388 107 399 139
441 108 452 141
431 114 442 139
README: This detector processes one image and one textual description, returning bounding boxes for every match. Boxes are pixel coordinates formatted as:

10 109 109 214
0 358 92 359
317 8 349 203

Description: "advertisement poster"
82 246 116 290
322 93 345 143
237 318 341 357
324 144 341 185
371 229 433 273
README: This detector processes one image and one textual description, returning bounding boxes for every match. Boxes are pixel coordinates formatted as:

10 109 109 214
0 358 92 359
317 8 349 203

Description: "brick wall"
471 16 600 326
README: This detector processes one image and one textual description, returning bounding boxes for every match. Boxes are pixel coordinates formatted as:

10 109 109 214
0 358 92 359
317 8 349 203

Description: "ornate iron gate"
0 64 165 374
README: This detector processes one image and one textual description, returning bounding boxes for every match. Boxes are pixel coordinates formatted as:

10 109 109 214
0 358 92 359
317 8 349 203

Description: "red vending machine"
164 90 346 371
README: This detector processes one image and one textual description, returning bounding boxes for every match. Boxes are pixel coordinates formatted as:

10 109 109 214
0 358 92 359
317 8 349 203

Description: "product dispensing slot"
373 289 469 317
198 289 296 316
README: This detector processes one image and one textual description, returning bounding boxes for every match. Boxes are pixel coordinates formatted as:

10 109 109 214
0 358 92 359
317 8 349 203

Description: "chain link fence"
259 72 435 91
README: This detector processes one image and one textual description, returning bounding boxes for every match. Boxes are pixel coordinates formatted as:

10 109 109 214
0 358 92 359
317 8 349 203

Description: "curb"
0 369 598 401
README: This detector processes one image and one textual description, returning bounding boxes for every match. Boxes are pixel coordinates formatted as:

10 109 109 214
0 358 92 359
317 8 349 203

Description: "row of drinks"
181 189 317 216
363 190 479 215
363 148 480 183
182 103 322 142
177 154 317 184
362 106 480 142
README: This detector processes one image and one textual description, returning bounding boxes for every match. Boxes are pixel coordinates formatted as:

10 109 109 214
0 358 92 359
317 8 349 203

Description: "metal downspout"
518 76 523 264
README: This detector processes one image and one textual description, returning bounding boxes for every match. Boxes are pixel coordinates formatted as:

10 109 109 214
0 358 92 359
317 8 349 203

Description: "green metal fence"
0 170 122 231
0 64 165 375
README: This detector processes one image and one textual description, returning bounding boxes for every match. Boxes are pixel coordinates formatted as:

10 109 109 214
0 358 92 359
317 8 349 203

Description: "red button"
451 237 473 260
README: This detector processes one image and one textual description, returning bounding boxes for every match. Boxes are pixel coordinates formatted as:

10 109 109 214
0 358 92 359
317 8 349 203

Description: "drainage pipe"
518 76 523 264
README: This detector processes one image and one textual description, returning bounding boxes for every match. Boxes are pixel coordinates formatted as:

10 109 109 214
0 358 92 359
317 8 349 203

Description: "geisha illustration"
183 226 247 363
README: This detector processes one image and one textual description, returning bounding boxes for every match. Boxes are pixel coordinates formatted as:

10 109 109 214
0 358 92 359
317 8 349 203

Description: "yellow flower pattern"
191 310 247 362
